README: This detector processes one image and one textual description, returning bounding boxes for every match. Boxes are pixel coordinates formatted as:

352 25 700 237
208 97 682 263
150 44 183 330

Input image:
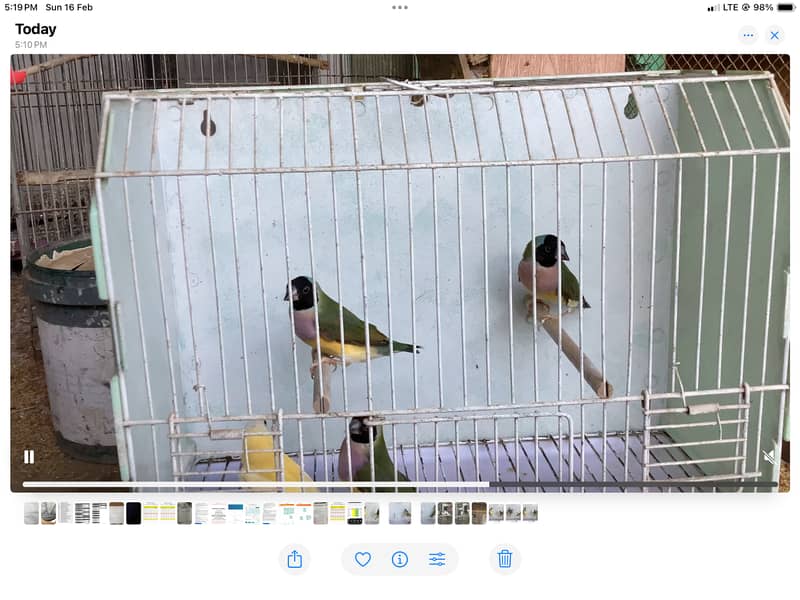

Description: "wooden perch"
17 168 95 186
244 54 329 70
528 296 613 399
21 54 95 77
310 348 333 414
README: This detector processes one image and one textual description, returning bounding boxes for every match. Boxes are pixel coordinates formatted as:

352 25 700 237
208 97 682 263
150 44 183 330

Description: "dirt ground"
780 460 790 492
8 270 789 493
10 271 120 492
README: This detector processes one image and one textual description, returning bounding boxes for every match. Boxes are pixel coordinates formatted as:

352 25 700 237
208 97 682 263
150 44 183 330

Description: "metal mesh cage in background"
11 55 155 261
626 54 790 110
11 54 418 262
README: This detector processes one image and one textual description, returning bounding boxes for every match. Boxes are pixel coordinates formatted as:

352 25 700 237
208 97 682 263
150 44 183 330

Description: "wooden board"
35 246 94 271
490 54 625 78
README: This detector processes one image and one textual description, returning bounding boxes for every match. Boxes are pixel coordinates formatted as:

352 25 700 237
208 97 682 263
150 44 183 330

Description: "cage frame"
85 70 790 492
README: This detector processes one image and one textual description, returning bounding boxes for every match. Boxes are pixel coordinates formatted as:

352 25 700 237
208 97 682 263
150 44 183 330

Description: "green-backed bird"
283 275 421 366
338 416 415 492
518 234 590 312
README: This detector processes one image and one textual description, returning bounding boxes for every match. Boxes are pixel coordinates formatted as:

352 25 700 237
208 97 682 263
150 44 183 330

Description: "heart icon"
354 552 372 567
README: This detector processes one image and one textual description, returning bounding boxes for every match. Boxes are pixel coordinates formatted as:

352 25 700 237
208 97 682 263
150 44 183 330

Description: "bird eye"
303 286 310 294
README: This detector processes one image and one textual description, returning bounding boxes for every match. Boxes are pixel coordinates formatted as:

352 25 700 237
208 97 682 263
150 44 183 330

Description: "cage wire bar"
91 70 788 493
11 54 418 262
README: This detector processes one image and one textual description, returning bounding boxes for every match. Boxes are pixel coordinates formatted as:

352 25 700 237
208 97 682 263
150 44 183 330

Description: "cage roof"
97 71 789 176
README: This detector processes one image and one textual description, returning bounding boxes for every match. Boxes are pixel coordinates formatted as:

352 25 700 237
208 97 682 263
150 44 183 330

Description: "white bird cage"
91 71 789 492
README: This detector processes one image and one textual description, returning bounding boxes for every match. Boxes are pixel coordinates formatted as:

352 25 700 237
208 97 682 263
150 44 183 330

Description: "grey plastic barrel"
23 238 117 464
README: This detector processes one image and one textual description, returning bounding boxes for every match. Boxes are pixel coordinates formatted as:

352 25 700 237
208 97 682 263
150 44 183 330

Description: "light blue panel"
96 98 188 481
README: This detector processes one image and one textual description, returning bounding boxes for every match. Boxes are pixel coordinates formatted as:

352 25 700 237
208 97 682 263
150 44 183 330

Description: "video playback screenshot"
4 1 795 596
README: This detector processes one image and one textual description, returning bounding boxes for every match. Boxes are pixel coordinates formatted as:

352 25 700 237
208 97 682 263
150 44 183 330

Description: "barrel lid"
23 238 105 307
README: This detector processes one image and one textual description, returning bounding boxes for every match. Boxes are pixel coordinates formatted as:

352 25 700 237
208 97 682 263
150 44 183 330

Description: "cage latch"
192 382 238 439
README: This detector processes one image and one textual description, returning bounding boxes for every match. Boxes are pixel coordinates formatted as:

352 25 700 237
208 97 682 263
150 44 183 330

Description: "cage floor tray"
188 431 705 493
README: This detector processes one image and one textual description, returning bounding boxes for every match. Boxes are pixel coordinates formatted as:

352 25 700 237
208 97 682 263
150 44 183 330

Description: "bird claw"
524 294 534 323
310 356 339 377
524 295 554 325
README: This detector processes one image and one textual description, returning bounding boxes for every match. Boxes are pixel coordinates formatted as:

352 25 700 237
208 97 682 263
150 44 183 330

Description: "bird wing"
560 262 584 304
316 287 391 347
241 421 277 481
242 422 317 491
283 454 316 484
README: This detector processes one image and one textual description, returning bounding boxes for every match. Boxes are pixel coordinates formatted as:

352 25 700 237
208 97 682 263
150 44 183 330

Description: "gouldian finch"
338 416 415 492
240 420 317 492
518 234 590 316
284 275 421 367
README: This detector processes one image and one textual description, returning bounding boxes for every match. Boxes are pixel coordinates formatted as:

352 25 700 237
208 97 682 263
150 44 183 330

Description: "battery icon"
777 3 796 10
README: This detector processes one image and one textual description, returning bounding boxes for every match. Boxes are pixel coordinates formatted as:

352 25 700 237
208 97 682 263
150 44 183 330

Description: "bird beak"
350 418 366 437
283 284 298 302
560 247 570 261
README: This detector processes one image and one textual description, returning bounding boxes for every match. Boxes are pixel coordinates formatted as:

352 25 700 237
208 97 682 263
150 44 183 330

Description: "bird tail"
392 341 422 354
582 297 591 308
